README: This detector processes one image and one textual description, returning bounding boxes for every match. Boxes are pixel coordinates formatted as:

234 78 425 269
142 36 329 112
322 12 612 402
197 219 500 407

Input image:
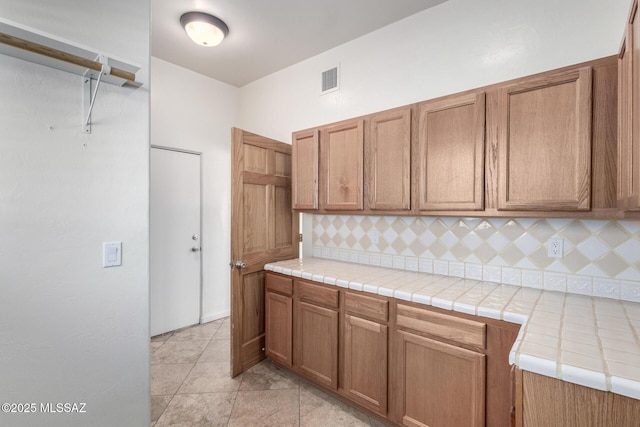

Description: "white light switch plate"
103 241 122 267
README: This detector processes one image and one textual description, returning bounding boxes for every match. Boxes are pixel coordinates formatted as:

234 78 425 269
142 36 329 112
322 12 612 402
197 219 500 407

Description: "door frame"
150 145 204 328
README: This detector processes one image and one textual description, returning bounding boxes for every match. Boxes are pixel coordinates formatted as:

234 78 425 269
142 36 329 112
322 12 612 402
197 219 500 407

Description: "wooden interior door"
230 128 299 377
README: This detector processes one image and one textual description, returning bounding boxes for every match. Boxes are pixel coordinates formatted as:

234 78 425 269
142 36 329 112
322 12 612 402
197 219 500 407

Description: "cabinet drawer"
296 279 339 308
397 303 486 350
266 273 293 296
345 292 388 323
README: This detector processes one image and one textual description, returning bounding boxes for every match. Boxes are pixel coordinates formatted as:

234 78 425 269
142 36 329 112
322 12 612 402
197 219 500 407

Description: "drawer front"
396 303 486 350
296 279 339 308
266 273 293 296
345 291 388 323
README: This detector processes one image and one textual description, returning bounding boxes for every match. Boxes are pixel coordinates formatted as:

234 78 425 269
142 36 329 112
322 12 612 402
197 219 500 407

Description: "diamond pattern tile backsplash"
311 215 640 302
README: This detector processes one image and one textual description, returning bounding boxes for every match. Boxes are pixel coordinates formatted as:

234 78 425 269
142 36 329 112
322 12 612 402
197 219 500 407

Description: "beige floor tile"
212 323 230 339
169 321 222 341
300 382 371 427
240 359 299 391
369 416 395 427
197 339 230 363
178 361 242 394
151 342 164 353
151 332 174 342
151 364 193 396
228 388 300 427
151 339 209 364
155 392 236 427
151 395 172 422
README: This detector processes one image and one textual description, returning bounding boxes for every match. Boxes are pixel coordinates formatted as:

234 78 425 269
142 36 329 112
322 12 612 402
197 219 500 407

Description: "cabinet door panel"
295 301 339 389
292 130 319 209
368 108 411 210
418 92 485 211
632 2 640 208
344 315 388 415
322 120 364 210
624 1 640 209
399 332 485 427
265 291 292 367
619 28 632 209
498 67 592 211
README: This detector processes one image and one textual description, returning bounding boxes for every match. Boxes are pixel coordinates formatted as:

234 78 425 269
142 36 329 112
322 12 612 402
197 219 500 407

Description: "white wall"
0 1 149 426
150 57 239 323
238 0 630 142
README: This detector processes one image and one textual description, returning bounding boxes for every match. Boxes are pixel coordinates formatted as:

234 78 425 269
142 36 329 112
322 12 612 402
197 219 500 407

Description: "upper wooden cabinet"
496 67 593 211
418 92 485 211
290 55 620 218
618 0 640 210
292 129 319 210
367 107 412 210
321 119 365 210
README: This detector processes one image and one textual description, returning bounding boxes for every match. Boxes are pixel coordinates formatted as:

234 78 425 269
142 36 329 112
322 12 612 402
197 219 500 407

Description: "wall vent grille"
321 66 339 93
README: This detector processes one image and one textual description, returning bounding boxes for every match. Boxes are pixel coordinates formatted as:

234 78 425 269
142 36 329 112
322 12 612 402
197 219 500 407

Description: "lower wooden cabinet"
396 331 486 427
265 273 293 367
295 300 339 389
264 272 519 427
265 291 292 367
519 371 640 427
344 313 388 414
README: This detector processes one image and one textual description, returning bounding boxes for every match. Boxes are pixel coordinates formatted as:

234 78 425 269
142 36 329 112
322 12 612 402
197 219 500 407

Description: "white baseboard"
200 310 230 324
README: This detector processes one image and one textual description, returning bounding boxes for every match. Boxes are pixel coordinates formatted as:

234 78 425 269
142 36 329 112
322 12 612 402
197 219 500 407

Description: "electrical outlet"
369 230 379 245
547 238 564 258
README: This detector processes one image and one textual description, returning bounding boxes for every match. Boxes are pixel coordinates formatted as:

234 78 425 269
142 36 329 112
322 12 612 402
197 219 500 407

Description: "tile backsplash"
311 215 640 302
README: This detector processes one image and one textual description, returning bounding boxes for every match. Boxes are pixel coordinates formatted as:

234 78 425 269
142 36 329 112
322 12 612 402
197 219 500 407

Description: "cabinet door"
418 92 485 211
265 291 292 367
295 300 339 389
367 108 411 210
398 332 486 427
619 27 632 209
322 120 364 210
624 1 640 210
497 67 592 211
292 129 319 209
344 314 388 415
616 1 640 212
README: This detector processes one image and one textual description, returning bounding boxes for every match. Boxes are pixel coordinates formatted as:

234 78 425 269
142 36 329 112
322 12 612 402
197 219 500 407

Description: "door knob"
234 261 246 269
191 246 201 252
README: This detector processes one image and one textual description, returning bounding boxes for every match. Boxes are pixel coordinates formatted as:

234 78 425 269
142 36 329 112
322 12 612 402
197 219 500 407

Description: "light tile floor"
151 317 391 426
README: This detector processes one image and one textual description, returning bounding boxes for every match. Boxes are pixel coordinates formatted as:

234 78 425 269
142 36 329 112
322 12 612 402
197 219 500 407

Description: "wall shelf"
0 17 142 133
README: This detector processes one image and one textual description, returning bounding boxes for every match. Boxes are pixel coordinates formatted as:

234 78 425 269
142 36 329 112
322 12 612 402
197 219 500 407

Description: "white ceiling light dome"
180 12 229 47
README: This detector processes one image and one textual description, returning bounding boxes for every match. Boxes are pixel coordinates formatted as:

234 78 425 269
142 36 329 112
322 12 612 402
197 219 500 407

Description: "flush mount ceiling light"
180 12 229 47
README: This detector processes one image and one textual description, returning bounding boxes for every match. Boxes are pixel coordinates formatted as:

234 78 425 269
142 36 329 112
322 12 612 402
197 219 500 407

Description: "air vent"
321 66 339 94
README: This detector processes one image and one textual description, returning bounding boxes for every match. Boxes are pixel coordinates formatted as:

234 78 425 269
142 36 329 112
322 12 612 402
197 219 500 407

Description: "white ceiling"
151 0 447 87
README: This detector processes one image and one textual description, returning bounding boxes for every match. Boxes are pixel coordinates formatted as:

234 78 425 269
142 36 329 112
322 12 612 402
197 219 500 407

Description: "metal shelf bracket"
83 56 112 134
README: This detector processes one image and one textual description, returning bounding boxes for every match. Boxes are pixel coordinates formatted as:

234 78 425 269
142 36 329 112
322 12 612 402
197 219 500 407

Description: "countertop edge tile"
611 376 640 400
518 354 558 379
560 364 608 391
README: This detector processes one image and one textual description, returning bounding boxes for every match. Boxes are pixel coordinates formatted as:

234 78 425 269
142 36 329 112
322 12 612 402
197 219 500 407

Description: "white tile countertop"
265 257 640 400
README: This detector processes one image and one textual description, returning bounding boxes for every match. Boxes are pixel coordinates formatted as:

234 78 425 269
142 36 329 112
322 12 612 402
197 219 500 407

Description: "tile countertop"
265 257 640 400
